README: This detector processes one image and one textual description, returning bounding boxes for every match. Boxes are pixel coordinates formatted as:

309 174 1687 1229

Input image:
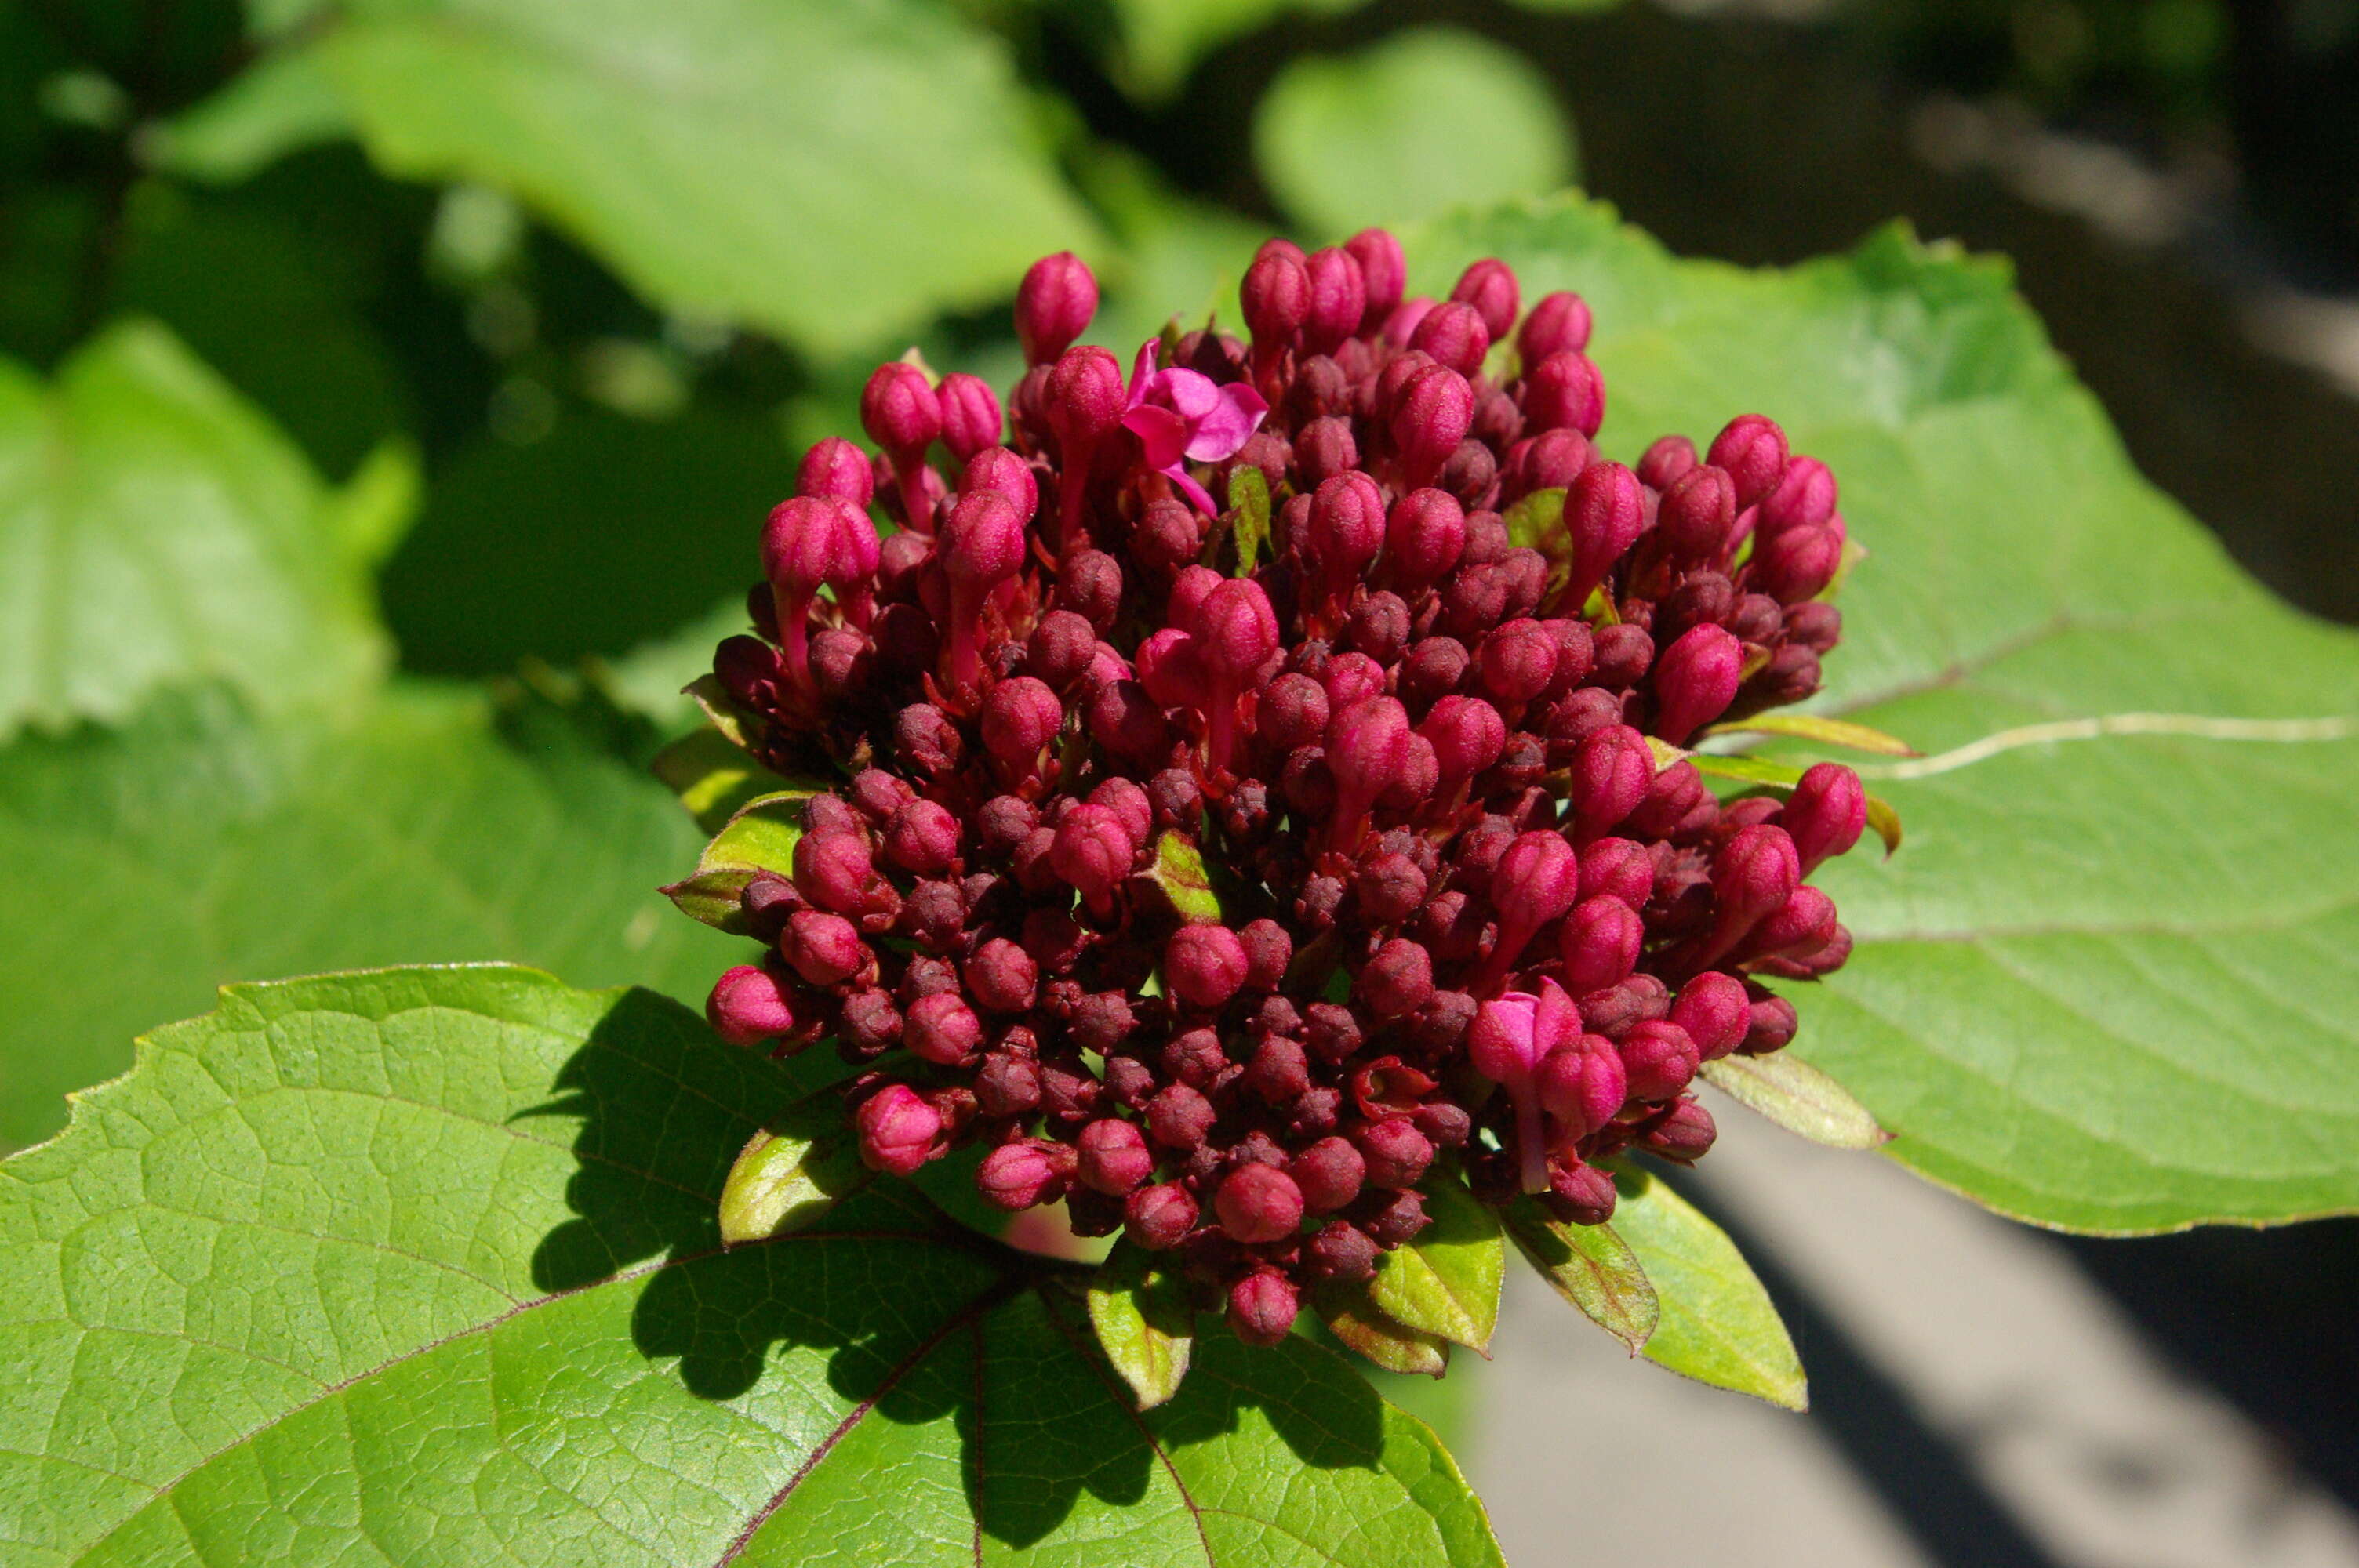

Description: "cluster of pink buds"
690 233 1868 1348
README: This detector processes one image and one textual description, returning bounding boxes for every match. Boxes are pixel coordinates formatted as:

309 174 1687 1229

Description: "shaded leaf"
718 1102 865 1243
0 966 1504 1565
0 320 387 739
1412 196 2359 1229
1701 1053 1892 1151
1608 1165 1806 1410
1319 1284 1451 1377
664 789 818 931
652 721 798 833
210 0 1099 356
1087 1239 1196 1409
1369 1172 1504 1353
1254 30 1574 239
1502 1196 1659 1352
0 684 736 1149
1142 829 1224 924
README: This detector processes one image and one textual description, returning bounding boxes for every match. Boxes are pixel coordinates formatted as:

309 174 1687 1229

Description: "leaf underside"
0 966 1503 1566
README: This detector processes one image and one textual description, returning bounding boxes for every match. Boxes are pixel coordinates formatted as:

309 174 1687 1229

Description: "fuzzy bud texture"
689 234 1863 1323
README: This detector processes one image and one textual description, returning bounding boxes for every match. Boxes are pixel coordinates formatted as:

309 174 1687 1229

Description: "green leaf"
0 684 737 1149
652 721 798 833
1700 712 1920 757
1255 30 1576 241
1087 1239 1196 1410
1318 1285 1451 1378
1500 485 1568 562
210 0 1098 357
664 789 820 931
144 49 354 183
1412 195 2359 1229
0 966 1503 1566
1609 1166 1806 1410
718 1102 866 1243
1700 1053 1891 1151
1501 1196 1659 1352
1100 0 1374 101
1142 829 1224 924
0 320 387 739
1226 464 1273 575
1368 1172 1504 1353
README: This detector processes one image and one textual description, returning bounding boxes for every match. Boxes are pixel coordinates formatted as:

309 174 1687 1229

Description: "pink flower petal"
1533 978 1580 1054
1127 339 1160 407
1470 991 1541 1085
1183 383 1269 463
1122 404 1192 470
1167 464 1220 517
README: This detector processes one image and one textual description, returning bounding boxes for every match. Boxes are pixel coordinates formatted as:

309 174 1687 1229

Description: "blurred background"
2 0 2355 1563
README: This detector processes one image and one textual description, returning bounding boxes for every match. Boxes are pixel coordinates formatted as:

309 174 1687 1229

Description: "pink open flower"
1122 340 1268 515
1470 978 1581 1194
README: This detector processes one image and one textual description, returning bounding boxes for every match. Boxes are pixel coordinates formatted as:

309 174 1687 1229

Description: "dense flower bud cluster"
693 235 1866 1348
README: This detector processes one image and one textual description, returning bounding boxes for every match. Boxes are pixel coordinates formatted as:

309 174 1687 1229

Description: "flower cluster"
690 232 1868 1348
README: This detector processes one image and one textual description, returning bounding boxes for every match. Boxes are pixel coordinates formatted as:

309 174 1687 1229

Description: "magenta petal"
1533 977 1580 1054
1127 339 1160 406
1123 405 1192 470
1167 464 1220 517
1183 383 1270 463
1470 991 1541 1085
1152 367 1223 424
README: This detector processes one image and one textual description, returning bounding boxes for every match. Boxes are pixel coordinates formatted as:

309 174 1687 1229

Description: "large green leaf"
0 966 1503 1566
1408 196 2359 1232
193 0 1099 357
0 684 737 1149
1610 1167 1806 1410
1254 31 1576 241
0 320 392 740
1096 0 1372 101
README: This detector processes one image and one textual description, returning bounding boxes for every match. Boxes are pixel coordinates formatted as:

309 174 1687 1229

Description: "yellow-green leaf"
1503 1196 1659 1352
1610 1166 1805 1410
1701 1054 1891 1151
1085 1239 1196 1410
1369 1172 1505 1353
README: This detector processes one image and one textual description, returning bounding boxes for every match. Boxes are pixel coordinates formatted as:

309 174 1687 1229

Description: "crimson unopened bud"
1390 364 1474 488
956 938 1034 1014
1307 1219 1379 1283
1749 886 1839 961
1227 1269 1300 1346
1761 454 1836 534
1560 895 1642 993
1548 1161 1619 1226
1245 1034 1311 1104
1652 624 1743 746
1357 1116 1435 1189
980 676 1063 776
1045 344 1125 448
1016 251 1098 365
1752 520 1844 604
1168 924 1250 1010
1536 1034 1626 1141
1708 413 1788 507
706 964 794 1047
1307 471 1386 582
1410 300 1490 377
1656 465 1737 567
1478 619 1558 707
1570 726 1652 840
861 361 941 458
780 911 866 987
1074 1116 1154 1195
1302 246 1368 355
856 1084 942 1176
1563 460 1646 612
1357 938 1434 1021
1644 1098 1717 1162
934 372 1001 463
1619 1019 1700 1101
1715 824 1801 927
1241 250 1310 350
979 1138 1068 1210
1289 1137 1366 1213
792 829 878 915
1052 804 1136 919
1410 699 1500 789
1126 1182 1198 1249
1507 428 1592 500
1239 918 1293 990
1451 257 1521 343
798 435 875 507
905 990 983 1065
1523 352 1604 437
1783 762 1867 874
1345 227 1407 327
1518 290 1593 362
1325 695 1412 851
1670 971 1750 1060
874 799 954 877
1257 673 1330 750
1147 1081 1217 1149
1216 1163 1304 1243
1384 487 1467 588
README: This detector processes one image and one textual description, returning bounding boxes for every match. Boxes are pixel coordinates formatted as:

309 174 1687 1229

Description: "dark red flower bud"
1748 886 1839 963
1751 520 1844 604
1228 1269 1300 1346
1294 416 1360 487
1570 727 1653 840
856 1084 943 1176
1307 1219 1379 1282
1050 804 1136 919
1354 938 1434 1022
1401 636 1472 709
1562 460 1646 611
1239 918 1293 990
1716 825 1801 930
1619 1019 1700 1101
1547 1161 1618 1226
906 990 983 1066
1506 429 1593 501
798 435 875 508
1357 1116 1435 1189
706 964 794 1047
956 938 1034 1014
1147 1081 1218 1149
1590 623 1655 690
1518 290 1593 362
1745 991 1799 1053
1761 454 1837 535
1076 1116 1154 1195
1016 251 1098 365
1302 246 1368 355
1643 1098 1717 1162
1560 895 1643 993
980 679 1062 778
1194 578 1280 678
1346 592 1412 666
1325 695 1412 850
1536 1034 1627 1141
861 362 942 459
1493 828 1583 927
1656 464 1738 568
780 911 866 987
1783 762 1867 875
1524 351 1605 437
1410 300 1491 377
1241 250 1311 350
1670 971 1750 1061
1354 850 1430 927
976 1048 1041 1115
1306 470 1387 583
1708 414 1788 508
1216 1163 1305 1244
1257 673 1330 750
1651 624 1743 746
1360 1188 1430 1247
935 372 1002 463
1478 618 1558 707
792 829 880 916
1087 678 1171 765
1126 1182 1199 1249
873 800 953 877
1346 228 1408 328
1045 344 1126 448
1451 258 1521 343
1245 1034 1311 1104
1390 364 1474 488
978 1138 1069 1210
1384 487 1468 588
1168 924 1250 1010
1289 1137 1367 1214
